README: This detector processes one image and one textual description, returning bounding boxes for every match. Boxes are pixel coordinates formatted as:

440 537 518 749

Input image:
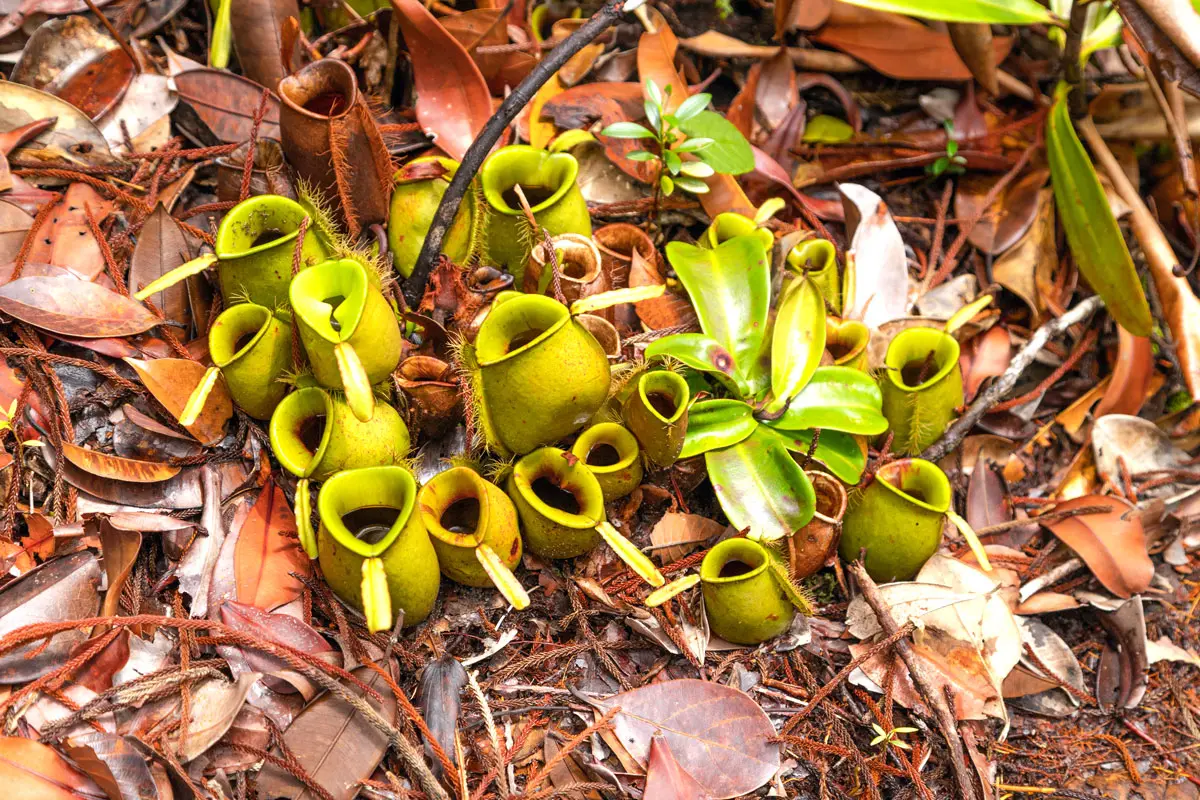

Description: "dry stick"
920 295 1103 462
847 561 978 800
1062 0 1090 119
403 0 633 306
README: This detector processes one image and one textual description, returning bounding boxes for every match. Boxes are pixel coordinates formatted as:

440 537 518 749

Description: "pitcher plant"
701 537 795 645
788 471 847 580
480 145 590 281
215 194 328 309
839 458 951 582
418 467 528 609
786 238 840 314
622 370 689 467
880 327 964 455
506 447 663 587
825 317 869 372
389 156 478 279
270 384 411 557
290 258 402 422
465 292 610 456
317 466 440 632
571 423 642 501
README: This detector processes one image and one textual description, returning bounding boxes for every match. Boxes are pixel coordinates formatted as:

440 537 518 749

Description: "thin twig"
403 0 632 305
921 295 1103 461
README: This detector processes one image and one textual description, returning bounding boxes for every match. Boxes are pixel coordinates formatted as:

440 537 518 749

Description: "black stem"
1062 0 1089 119
402 0 630 306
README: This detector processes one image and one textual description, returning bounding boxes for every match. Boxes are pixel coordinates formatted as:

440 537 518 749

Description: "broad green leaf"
645 333 747 395
771 367 888 435
834 0 1054 25
756 426 866 484
674 176 710 194
679 399 758 459
678 111 754 175
666 236 771 394
602 122 655 139
675 137 714 153
1046 82 1152 336
802 115 854 143
768 277 825 413
704 428 815 541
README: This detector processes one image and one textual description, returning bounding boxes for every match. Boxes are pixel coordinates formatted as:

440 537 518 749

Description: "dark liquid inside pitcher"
647 391 679 419
507 326 548 353
502 184 556 209
718 559 755 578
323 295 346 332
252 228 286 248
305 91 349 116
342 505 402 544
233 330 258 354
298 414 327 453
441 497 481 534
532 476 581 515
586 443 621 467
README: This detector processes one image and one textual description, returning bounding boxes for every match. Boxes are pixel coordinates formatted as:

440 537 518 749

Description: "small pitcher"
571 423 642 501
317 466 440 632
880 327 964 455
290 258 402 422
215 194 328 309
480 145 591 281
506 447 663 586
388 156 477 278
785 238 840 314
418 467 528 609
468 292 610 456
701 537 795 645
839 458 951 582
788 471 847 580
825 317 869 372
270 385 412 557
190 303 291 421
703 212 774 253
622 370 689 467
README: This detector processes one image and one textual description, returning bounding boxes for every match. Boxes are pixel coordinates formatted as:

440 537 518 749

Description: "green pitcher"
571 423 642 501
880 327 964 455
216 194 328 308
389 156 477 278
270 385 412 557
839 458 950 582
506 447 663 586
468 292 610 456
317 466 440 632
290 258 403 422
480 145 590 282
204 303 291 420
702 212 774 254
825 317 869 372
418 467 528 609
786 238 840 314
622 371 689 467
701 537 795 645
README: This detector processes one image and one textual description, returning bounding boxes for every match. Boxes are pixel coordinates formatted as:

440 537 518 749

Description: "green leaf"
675 137 714 153
666 236 771 395
832 0 1054 24
678 111 754 175
768 277 825 413
602 122 655 139
679 161 715 178
646 79 663 108
704 428 815 541
644 100 661 134
674 92 712 121
802 115 854 144
679 399 758 459
660 175 675 195
663 149 683 174
770 367 888 435
1046 82 1153 336
627 150 656 161
674 176 710 194
756 426 866 484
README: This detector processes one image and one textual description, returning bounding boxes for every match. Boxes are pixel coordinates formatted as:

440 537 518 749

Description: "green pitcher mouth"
826 319 869 365
318 466 417 558
475 293 571 366
290 259 369 344
269 387 334 478
278 57 357 122
874 458 952 513
419 466 492 549
571 423 639 475
481 146 579 216
216 195 308 260
885 327 961 392
512 447 604 528
786 238 836 272
210 303 272 368
700 537 770 583
638 371 689 424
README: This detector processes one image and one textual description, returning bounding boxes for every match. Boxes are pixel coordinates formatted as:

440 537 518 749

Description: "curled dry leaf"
1097 596 1149 709
98 519 141 619
650 512 725 564
0 551 101 682
62 443 180 484
960 325 1012 401
840 184 909 328
1091 414 1189 489
592 679 779 799
419 654 468 777
645 736 708 800
1094 328 1153 418
991 187 1057 327
256 665 399 800
956 169 1049 256
628 246 697 330
0 81 115 165
168 672 258 762
123 357 233 446
0 737 107 799
0 276 159 338
1042 495 1152 599
172 70 281 143
218 601 340 700
391 0 492 163
234 479 309 611
63 732 159 800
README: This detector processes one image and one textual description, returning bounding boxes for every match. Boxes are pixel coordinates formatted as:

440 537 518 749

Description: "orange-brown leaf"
234 479 309 611
1095 326 1154 418
650 513 725 564
123 358 232 446
0 737 106 800
813 18 1012 82
645 736 706 800
61 443 180 484
98 521 141 619
1042 495 1153 599
638 24 688 113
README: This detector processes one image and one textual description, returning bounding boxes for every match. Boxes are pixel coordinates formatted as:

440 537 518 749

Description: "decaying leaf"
0 276 159 338
0 737 106 799
1042 495 1153 599
167 672 257 761
645 736 708 800
234 479 309 611
62 443 180 483
840 183 909 328
650 513 725 564
123 358 233 446
0 551 101 682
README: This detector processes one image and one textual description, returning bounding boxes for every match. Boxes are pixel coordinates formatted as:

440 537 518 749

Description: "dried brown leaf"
1043 495 1153 599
